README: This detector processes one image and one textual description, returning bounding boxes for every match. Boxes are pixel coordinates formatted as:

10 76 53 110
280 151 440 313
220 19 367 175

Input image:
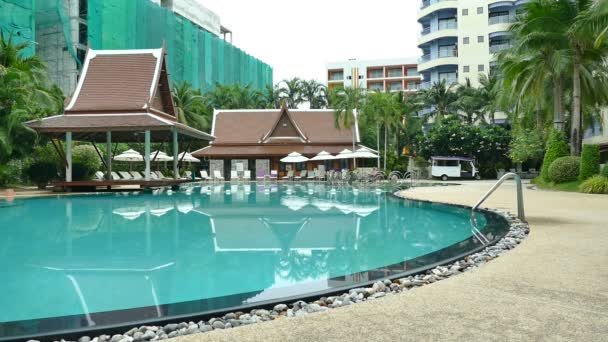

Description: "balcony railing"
421 0 456 10
421 27 431 35
489 14 515 25
420 81 431 89
438 20 457 30
439 77 458 85
438 49 458 58
489 43 511 53
419 54 431 63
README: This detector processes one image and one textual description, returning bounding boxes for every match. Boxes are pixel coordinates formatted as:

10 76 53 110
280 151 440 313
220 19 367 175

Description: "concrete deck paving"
173 180 608 342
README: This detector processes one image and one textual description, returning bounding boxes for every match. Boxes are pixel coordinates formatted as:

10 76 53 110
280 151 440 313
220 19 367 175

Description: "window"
77 48 86 68
78 22 87 46
439 44 457 57
439 72 457 84
438 17 457 30
478 64 485 72
347 75 352 80
388 81 402 91
368 68 383 78
434 159 459 167
368 82 383 91
463 37 469 44
329 70 344 81
462 8 468 16
387 68 403 77
407 67 419 76
463 65 470 73
477 7 483 14
79 0 88 20
477 35 484 43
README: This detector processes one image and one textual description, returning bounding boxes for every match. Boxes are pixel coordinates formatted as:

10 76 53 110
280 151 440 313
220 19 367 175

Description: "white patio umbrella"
310 150 336 161
334 149 354 159
280 152 309 163
150 151 173 162
352 147 379 159
177 152 200 163
113 149 143 171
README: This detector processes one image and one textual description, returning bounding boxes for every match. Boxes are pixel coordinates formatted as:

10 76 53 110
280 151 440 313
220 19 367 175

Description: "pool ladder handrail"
471 172 526 225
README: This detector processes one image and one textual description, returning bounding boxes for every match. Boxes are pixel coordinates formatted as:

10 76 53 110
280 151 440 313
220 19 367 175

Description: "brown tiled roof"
65 49 176 118
193 144 362 157
211 109 357 144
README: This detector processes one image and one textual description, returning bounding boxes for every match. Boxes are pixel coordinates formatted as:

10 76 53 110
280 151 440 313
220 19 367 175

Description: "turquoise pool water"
0 183 505 338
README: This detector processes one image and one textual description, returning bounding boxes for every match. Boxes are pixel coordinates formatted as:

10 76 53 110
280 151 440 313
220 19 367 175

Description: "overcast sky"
201 0 422 84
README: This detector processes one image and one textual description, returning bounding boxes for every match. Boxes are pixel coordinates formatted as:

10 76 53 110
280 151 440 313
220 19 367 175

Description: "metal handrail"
471 172 526 225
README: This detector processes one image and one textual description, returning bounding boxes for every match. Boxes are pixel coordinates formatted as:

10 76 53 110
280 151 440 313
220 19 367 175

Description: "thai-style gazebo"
26 47 214 190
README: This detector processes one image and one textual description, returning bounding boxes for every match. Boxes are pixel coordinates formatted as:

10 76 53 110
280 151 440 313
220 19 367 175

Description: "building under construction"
0 0 273 95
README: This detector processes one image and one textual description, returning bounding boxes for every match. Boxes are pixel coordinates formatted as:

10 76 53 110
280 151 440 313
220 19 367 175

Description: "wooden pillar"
66 132 72 182
106 131 112 180
144 130 151 181
172 128 179 180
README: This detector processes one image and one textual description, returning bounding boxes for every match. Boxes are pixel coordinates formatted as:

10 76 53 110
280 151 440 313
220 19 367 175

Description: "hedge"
541 129 569 182
579 144 600 181
548 156 581 184
602 165 608 177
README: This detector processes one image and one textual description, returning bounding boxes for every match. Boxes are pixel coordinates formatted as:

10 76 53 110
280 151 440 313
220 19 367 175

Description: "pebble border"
30 210 528 342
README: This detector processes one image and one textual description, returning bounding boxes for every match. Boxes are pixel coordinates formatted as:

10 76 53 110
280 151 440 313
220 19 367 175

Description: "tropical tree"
256 84 282 109
0 33 63 163
329 86 366 166
278 78 304 108
300 80 327 109
362 91 402 169
171 81 210 131
454 78 483 124
418 79 458 122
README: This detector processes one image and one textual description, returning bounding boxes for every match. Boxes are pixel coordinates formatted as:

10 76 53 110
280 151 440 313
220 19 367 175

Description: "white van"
431 156 480 181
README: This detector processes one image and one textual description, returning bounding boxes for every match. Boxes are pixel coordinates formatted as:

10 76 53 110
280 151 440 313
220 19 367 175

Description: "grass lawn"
532 177 582 192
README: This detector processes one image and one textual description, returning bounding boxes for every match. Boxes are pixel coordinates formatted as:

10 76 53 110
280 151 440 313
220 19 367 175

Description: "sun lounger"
110 171 122 180
230 170 240 182
155 171 174 180
94 171 106 181
184 171 201 180
213 170 224 181
130 171 144 180
270 170 278 181
200 170 211 181
256 170 266 181
307 171 316 180
282 170 294 180
243 170 251 181
294 170 307 180
119 171 133 180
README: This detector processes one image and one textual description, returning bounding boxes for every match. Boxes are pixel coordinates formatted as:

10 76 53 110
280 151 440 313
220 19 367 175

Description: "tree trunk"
383 125 388 171
571 52 582 155
535 102 543 135
553 76 565 131
376 123 380 168
352 125 357 169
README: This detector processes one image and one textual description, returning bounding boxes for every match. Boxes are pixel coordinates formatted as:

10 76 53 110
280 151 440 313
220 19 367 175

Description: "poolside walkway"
173 180 608 342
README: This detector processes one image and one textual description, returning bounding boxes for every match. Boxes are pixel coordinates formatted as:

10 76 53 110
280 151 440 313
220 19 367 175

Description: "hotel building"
417 0 528 89
326 58 423 93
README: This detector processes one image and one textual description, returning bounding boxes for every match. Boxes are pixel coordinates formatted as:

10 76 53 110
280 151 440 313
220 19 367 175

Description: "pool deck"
171 180 608 342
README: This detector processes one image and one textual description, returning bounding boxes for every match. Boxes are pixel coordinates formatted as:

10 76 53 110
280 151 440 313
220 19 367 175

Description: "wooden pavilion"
26 47 214 190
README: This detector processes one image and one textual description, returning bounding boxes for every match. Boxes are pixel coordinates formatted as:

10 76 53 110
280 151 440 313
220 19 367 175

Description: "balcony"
418 0 457 20
438 49 458 58
489 43 511 53
418 22 458 46
489 14 514 25
421 27 431 35
419 54 431 63
420 81 431 90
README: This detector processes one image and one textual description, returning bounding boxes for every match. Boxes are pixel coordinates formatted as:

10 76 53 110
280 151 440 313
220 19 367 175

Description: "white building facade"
326 58 423 93
417 0 530 89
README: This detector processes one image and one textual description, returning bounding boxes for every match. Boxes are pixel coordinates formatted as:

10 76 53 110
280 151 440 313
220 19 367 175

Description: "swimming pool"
0 183 508 340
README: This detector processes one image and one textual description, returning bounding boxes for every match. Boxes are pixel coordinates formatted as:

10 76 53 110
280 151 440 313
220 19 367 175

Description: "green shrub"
541 129 569 182
71 145 101 180
579 144 600 181
548 156 581 183
578 175 608 194
0 160 24 187
602 165 608 177
25 144 60 189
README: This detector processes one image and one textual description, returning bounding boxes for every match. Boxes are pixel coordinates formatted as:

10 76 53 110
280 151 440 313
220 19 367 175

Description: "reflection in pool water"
0 183 504 339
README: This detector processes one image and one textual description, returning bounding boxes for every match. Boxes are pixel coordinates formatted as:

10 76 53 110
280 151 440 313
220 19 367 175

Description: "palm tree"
0 33 63 163
419 79 458 123
278 78 304 108
329 86 366 167
300 80 327 109
256 84 282 109
477 74 500 124
362 91 402 170
454 78 483 124
171 81 210 131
